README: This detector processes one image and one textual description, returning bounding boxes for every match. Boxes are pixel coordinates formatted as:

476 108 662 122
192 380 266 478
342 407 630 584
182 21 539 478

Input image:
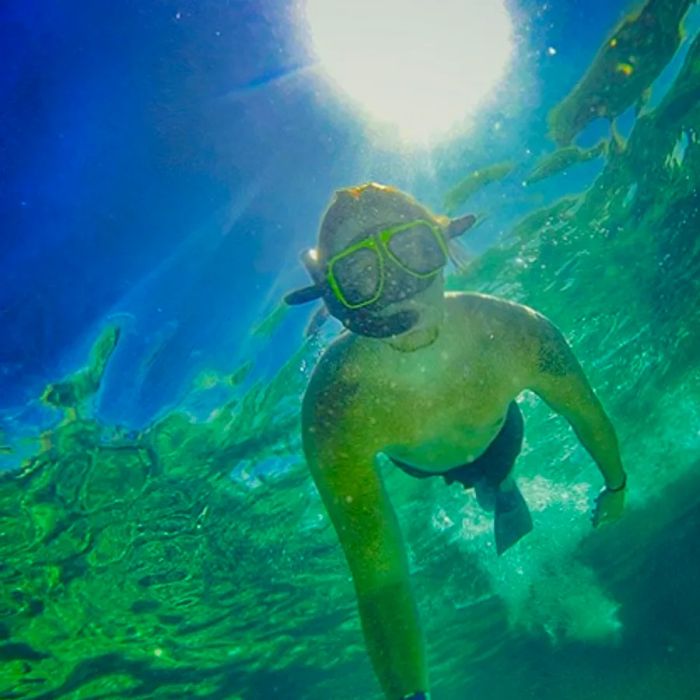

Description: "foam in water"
432 474 623 643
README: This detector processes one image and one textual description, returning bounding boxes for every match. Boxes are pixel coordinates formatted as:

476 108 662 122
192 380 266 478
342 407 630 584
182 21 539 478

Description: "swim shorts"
389 401 524 489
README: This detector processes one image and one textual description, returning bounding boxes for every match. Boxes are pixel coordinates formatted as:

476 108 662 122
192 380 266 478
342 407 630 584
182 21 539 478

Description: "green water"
3 15 700 700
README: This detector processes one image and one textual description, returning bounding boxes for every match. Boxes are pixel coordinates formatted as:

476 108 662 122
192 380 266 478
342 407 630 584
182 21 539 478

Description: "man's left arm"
523 314 626 525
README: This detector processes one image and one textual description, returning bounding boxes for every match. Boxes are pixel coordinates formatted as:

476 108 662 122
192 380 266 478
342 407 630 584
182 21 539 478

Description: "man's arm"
524 315 626 523
302 372 428 699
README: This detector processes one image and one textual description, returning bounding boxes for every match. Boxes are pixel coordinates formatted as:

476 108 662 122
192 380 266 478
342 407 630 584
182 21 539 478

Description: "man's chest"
356 363 517 467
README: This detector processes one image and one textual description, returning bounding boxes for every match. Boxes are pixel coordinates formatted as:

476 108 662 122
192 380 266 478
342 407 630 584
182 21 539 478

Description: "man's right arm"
302 371 428 700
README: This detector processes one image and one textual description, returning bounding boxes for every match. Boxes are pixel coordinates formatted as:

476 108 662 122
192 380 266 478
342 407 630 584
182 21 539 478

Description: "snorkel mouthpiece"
342 309 419 338
446 213 477 240
283 249 323 307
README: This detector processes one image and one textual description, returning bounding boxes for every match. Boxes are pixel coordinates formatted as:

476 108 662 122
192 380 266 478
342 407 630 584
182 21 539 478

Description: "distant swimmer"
285 183 627 700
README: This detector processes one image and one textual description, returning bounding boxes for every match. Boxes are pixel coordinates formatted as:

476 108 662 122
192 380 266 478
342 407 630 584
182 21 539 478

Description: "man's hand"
592 486 625 527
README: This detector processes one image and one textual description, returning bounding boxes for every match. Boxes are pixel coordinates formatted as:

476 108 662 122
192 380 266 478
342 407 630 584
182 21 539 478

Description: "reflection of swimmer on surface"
548 0 693 145
286 183 627 700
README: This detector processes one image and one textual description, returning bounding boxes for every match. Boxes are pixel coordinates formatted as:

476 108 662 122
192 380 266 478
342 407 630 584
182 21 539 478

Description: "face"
375 270 446 341
313 186 449 339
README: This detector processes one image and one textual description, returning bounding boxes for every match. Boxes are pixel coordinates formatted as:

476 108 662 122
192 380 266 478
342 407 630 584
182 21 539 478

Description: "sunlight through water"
304 0 514 141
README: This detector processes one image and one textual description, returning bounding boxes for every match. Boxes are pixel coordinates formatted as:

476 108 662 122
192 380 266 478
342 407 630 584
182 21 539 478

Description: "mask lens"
330 246 382 307
386 223 446 275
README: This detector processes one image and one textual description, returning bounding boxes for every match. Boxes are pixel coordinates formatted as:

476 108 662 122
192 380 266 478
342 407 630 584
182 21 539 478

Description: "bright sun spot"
304 0 514 142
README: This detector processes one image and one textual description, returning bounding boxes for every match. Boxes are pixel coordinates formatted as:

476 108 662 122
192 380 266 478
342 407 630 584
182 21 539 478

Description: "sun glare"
304 0 514 142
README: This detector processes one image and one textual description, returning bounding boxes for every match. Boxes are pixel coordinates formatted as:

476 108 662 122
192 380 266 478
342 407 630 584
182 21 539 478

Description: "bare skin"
302 281 625 699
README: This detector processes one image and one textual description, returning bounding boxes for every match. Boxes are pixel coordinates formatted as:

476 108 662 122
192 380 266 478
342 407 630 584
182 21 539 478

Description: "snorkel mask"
285 183 476 338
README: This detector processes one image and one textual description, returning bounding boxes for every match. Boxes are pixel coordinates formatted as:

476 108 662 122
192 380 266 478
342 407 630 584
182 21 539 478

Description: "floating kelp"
653 26 700 132
524 141 608 185
450 28 700 406
229 358 254 385
192 359 253 391
250 300 290 338
443 162 515 215
548 0 693 145
41 325 120 414
0 428 11 454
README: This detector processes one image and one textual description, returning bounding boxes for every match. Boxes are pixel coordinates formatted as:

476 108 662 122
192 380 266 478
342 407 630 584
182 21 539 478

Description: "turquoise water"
2 1 700 698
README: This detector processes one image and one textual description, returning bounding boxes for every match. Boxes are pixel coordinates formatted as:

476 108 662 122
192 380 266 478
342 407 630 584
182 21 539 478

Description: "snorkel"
285 184 476 339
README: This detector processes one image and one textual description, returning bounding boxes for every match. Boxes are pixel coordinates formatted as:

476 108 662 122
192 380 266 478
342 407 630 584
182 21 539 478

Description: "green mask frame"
326 219 450 309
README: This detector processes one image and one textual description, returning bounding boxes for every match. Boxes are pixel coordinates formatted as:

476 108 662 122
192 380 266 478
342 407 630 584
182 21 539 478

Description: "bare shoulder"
304 332 353 397
447 292 577 376
301 333 387 471
447 292 547 341
449 291 536 320
302 333 364 435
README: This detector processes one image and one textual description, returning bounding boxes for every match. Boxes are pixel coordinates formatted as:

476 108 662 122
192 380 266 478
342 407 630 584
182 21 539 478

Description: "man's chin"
386 323 440 352
343 309 419 338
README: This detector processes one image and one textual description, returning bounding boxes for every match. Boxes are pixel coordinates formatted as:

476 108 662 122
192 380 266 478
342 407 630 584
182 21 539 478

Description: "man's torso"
307 293 539 472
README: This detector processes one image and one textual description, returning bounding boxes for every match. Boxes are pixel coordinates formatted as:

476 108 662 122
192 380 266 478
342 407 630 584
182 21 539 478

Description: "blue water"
1 0 631 426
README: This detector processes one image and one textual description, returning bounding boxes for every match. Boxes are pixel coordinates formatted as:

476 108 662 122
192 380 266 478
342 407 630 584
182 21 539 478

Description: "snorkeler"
285 183 626 700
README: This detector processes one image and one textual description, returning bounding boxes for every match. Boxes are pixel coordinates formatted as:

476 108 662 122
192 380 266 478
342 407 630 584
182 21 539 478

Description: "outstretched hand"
592 487 625 527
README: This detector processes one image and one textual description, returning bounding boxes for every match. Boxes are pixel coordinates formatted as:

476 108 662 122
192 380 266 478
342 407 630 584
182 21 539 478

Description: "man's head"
286 183 475 339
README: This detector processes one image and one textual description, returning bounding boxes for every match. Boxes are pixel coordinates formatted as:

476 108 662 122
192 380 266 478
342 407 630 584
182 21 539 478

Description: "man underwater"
286 183 627 700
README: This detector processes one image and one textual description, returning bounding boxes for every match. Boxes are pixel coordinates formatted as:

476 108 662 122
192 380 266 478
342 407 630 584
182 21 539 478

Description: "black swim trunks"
389 401 524 489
